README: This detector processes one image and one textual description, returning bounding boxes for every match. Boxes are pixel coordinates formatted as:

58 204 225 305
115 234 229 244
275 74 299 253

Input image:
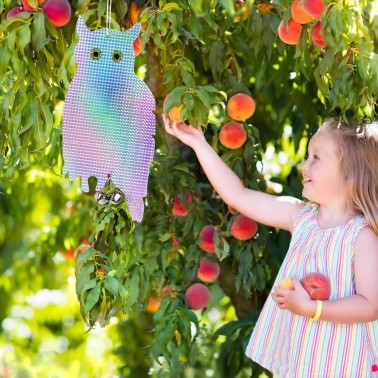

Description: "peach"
278 277 294 290
302 0 324 19
185 283 211 310
199 225 216 253
43 0 71 27
21 0 38 11
146 296 160 313
230 214 257 240
6 6 28 19
278 18 302 45
300 272 331 300
291 0 314 24
64 248 75 260
219 122 247 149
172 193 192 217
310 22 326 48
163 96 184 123
133 36 142 56
227 93 255 121
96 267 105 279
130 1 143 24
197 259 220 283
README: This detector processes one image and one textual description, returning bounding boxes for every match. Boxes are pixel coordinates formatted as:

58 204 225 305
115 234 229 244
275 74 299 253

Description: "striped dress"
246 204 378 377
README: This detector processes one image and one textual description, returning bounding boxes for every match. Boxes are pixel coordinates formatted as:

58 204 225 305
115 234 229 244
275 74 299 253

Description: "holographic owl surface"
63 17 155 222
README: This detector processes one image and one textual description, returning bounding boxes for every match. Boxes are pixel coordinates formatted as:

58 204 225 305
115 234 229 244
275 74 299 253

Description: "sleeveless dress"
245 205 378 377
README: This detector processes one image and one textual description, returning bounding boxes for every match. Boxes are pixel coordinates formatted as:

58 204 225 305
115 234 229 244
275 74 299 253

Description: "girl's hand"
271 278 316 318
162 113 206 150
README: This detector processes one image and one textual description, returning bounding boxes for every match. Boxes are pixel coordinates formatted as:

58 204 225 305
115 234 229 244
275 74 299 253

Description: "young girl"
162 115 378 377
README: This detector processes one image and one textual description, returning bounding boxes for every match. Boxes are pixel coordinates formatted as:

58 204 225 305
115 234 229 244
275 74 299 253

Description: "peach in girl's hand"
300 272 331 300
278 277 294 290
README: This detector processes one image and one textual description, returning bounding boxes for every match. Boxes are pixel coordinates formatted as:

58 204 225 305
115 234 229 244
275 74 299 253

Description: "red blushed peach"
227 93 255 121
133 36 142 56
185 283 211 310
230 214 257 240
43 0 71 27
21 0 38 11
278 18 302 45
310 22 327 48
172 193 192 217
6 6 29 19
300 272 331 300
146 296 160 313
291 0 314 24
197 259 220 283
219 122 247 149
302 0 324 19
199 225 216 253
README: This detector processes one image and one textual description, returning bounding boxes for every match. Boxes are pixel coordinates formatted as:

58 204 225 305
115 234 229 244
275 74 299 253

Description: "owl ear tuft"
127 22 141 42
76 16 90 37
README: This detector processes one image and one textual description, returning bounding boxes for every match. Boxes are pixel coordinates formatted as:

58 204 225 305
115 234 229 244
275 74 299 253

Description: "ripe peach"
226 93 255 121
199 225 216 253
21 0 37 11
163 96 184 123
64 248 75 260
146 296 160 313
43 0 71 27
278 277 294 290
96 267 105 279
172 193 192 217
230 215 257 240
133 37 142 56
185 283 211 310
219 122 247 149
310 22 326 48
300 272 331 300
302 0 324 19
197 259 220 283
291 0 314 24
278 18 302 45
6 6 28 19
130 1 143 24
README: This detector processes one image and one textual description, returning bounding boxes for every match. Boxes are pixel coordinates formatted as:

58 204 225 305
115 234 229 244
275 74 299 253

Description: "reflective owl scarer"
62 16 156 222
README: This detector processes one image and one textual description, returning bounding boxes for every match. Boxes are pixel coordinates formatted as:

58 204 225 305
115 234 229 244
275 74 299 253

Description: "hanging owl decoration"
62 16 156 222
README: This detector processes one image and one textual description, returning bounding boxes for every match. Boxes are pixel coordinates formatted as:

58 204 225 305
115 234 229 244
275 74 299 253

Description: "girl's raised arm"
163 115 303 232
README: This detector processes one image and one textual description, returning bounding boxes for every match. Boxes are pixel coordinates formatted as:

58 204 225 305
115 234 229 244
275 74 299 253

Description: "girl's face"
301 131 345 206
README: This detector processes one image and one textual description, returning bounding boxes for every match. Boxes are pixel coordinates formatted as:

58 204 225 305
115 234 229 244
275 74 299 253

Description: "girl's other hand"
162 113 206 150
271 278 316 318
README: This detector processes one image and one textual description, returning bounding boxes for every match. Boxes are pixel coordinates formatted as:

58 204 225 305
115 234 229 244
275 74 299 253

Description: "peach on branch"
227 93 255 121
300 272 331 300
7 6 29 19
230 214 257 240
291 0 314 24
172 193 192 217
130 1 143 24
185 283 211 310
199 225 216 253
197 259 220 283
302 0 324 19
219 122 247 149
43 0 71 27
133 37 142 56
163 96 184 123
278 18 302 45
310 22 326 48
21 0 38 11
146 296 160 313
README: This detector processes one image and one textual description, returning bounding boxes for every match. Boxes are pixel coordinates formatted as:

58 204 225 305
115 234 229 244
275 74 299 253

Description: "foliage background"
0 0 377 377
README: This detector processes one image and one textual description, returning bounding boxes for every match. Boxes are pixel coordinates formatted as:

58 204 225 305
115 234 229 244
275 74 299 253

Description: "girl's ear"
127 22 141 41
76 16 90 37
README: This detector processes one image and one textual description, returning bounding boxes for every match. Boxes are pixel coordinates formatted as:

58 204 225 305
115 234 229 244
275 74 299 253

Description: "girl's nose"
301 159 309 175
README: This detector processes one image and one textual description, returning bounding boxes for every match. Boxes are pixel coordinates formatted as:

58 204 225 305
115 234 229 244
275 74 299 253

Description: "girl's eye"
314 154 319 160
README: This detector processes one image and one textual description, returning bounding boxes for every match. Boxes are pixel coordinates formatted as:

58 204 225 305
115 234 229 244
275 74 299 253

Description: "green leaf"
84 281 102 313
31 12 47 51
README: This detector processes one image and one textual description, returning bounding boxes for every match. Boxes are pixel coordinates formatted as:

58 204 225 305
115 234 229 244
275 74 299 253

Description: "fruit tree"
0 0 377 377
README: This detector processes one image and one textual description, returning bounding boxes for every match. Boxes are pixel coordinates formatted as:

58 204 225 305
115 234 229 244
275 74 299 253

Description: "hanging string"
105 0 112 37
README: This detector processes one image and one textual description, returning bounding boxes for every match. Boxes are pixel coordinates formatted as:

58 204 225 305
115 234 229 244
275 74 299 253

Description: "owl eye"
111 50 123 62
90 48 102 60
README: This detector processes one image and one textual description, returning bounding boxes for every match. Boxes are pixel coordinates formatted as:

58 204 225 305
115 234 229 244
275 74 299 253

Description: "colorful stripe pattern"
246 205 378 377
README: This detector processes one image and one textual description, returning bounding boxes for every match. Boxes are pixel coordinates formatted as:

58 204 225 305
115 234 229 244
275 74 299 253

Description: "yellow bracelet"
311 300 322 321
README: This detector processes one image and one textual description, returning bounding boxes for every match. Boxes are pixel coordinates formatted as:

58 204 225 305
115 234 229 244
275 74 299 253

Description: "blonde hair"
318 119 378 234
